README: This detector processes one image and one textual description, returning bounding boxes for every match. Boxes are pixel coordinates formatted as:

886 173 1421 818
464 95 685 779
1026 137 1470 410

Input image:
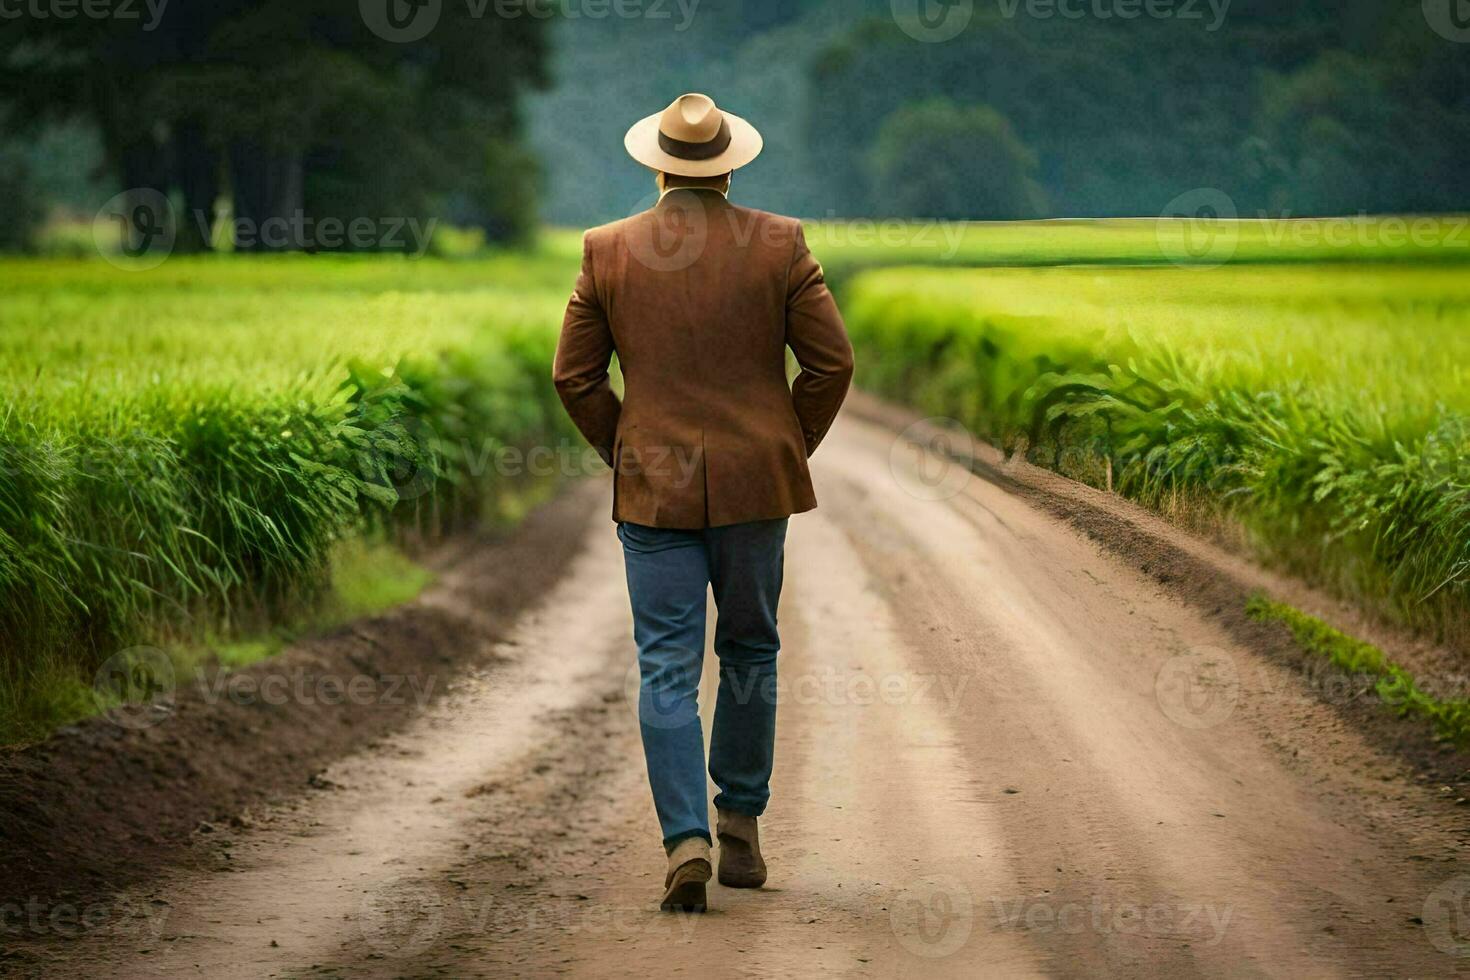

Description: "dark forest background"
3 0 1468 251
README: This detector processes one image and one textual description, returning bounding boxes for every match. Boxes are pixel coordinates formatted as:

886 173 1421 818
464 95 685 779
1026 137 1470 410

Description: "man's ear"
655 172 668 195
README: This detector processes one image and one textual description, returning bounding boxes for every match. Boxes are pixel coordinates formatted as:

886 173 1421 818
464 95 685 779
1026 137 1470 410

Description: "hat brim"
624 110 763 177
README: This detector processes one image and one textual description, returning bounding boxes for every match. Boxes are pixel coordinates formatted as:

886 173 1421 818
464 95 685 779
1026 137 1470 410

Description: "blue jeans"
618 518 787 852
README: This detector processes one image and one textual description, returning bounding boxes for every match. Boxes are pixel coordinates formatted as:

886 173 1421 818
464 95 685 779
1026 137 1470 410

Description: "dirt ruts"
0 482 604 909
4 410 1469 978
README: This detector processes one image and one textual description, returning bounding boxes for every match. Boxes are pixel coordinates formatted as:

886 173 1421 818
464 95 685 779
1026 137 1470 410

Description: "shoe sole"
660 859 711 912
717 834 767 888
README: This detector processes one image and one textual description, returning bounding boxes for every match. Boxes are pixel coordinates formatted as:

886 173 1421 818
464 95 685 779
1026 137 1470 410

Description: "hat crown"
659 93 723 144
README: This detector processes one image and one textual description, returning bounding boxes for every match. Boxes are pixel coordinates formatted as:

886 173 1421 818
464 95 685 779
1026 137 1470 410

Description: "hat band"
657 117 732 161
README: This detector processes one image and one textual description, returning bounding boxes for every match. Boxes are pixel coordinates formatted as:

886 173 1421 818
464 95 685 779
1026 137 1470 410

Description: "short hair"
661 171 732 188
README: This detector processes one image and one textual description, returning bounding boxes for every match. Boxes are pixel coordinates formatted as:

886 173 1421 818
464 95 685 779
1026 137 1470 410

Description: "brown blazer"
553 189 853 529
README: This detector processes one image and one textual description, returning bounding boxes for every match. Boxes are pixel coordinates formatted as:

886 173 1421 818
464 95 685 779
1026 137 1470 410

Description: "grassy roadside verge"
0 253 586 744
2 534 432 745
841 263 1470 648
1246 595 1470 748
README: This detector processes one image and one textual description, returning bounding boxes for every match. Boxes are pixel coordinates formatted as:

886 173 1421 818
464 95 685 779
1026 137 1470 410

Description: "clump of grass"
844 263 1470 646
0 252 586 742
0 533 437 745
1246 595 1470 747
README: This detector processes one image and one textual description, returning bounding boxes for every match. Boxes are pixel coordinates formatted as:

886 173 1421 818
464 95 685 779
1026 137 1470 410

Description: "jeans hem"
712 796 766 819
663 828 713 853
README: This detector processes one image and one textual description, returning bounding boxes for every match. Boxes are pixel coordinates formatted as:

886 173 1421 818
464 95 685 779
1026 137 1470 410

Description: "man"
553 93 853 913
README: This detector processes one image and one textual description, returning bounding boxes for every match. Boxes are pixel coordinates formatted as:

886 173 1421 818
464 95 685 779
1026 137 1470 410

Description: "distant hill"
528 0 1470 223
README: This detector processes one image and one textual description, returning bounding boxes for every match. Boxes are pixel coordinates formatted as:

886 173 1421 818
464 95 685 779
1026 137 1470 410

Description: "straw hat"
623 93 763 177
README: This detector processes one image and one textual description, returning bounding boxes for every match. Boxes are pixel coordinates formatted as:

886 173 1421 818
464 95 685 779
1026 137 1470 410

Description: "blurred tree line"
0 0 549 251
530 0 1470 223
3 0 1467 246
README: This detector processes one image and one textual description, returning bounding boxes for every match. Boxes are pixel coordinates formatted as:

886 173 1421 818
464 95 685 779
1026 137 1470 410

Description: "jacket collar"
657 186 730 204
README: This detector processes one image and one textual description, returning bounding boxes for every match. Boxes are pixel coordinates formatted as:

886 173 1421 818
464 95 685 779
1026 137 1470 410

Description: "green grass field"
2 217 1467 741
807 215 1470 278
0 248 582 740
844 262 1470 644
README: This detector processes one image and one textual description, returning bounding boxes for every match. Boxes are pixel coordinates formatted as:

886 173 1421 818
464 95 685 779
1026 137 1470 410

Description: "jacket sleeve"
553 233 621 466
785 224 854 457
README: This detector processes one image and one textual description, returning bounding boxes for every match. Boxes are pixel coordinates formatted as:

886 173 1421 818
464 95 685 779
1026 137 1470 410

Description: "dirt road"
16 414 1469 978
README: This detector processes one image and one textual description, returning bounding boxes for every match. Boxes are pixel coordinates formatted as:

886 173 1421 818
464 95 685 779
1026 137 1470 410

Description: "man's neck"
658 184 729 201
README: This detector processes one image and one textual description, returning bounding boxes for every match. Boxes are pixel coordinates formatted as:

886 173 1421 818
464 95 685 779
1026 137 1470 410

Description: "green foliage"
844 260 1470 643
798 2 1470 219
0 144 43 252
1246 595 1470 747
0 250 583 733
868 100 1045 220
1 0 552 247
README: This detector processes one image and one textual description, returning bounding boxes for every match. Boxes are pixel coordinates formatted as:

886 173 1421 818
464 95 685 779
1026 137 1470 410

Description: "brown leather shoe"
660 837 712 912
716 809 766 888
